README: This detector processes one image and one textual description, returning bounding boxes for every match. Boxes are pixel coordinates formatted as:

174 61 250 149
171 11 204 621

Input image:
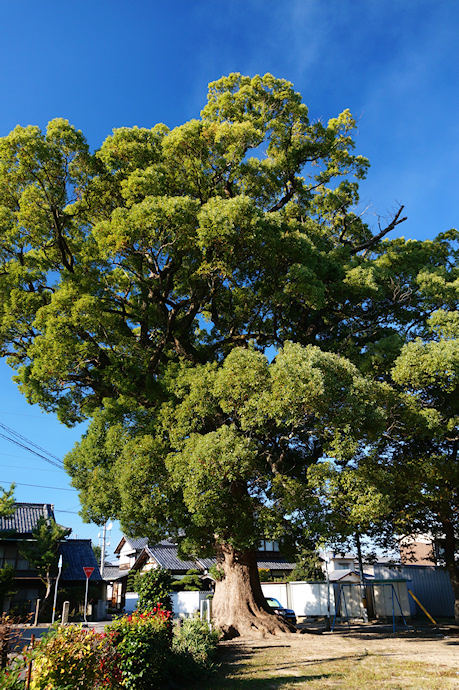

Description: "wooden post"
62 601 70 625
34 599 41 626
25 633 35 690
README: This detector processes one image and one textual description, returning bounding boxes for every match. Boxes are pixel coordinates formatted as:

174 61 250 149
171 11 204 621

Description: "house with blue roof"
0 503 104 618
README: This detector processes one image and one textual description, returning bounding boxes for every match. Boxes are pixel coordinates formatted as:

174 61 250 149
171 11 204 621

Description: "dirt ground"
218 622 459 671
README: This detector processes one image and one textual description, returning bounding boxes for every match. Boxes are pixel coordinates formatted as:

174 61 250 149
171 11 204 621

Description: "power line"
0 463 61 473
0 421 64 469
0 410 46 418
0 435 63 469
0 481 75 492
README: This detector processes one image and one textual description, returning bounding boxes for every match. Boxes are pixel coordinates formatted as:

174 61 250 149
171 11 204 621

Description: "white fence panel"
261 583 289 609
171 591 211 617
289 582 335 617
262 581 335 617
372 581 411 618
334 584 364 618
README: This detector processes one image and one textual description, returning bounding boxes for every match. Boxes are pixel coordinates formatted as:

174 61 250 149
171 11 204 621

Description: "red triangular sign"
83 567 95 579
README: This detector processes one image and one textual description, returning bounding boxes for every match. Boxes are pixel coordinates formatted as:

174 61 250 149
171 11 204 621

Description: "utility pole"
325 551 331 631
52 555 63 624
99 522 112 578
355 531 369 622
100 523 106 578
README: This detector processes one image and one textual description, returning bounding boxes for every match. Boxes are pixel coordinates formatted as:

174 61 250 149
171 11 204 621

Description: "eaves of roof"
0 503 58 536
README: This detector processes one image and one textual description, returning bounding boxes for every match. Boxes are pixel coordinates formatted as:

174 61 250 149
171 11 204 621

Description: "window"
258 540 280 552
17 557 30 570
0 544 30 570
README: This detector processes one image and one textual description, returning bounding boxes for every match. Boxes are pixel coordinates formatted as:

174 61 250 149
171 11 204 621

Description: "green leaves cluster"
0 484 15 519
136 568 174 614
0 73 406 427
28 625 121 690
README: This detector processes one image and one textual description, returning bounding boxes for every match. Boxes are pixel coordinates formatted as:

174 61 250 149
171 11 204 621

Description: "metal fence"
373 565 455 618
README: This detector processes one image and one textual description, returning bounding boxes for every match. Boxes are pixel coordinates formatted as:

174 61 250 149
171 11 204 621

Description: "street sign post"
83 567 95 624
52 554 63 624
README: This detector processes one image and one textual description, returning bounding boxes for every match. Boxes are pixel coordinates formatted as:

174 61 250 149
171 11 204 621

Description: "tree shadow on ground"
199 671 334 689
203 645 370 689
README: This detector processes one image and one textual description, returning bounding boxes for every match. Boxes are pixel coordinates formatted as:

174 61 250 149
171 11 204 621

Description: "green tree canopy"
0 73 457 635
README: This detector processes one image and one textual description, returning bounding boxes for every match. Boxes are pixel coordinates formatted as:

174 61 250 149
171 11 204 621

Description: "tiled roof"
125 536 149 551
328 569 360 582
102 565 127 582
59 540 102 581
257 559 296 570
196 557 216 570
114 536 149 554
133 543 296 575
145 544 198 572
0 503 58 536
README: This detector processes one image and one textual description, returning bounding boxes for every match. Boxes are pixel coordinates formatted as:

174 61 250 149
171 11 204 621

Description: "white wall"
171 591 211 617
290 582 335 617
261 583 289 608
372 581 410 617
261 582 336 617
124 590 211 618
117 542 136 569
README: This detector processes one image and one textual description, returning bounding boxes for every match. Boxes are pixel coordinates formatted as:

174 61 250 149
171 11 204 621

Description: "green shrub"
4 608 219 690
0 657 24 690
287 547 324 581
111 607 172 690
170 617 221 681
0 617 35 689
28 624 121 689
136 568 174 613
170 568 203 591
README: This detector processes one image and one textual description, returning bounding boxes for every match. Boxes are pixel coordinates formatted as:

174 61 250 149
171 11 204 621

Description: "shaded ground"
204 622 459 689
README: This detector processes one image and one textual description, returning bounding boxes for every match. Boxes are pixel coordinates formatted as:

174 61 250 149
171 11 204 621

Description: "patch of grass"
200 644 459 689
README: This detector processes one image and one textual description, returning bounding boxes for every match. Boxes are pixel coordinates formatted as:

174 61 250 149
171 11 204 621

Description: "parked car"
265 597 297 625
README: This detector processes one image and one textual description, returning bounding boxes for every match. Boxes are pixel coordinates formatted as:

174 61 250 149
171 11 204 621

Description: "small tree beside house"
19 516 70 615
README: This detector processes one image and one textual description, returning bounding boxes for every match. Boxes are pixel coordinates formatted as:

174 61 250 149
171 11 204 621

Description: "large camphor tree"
0 74 457 635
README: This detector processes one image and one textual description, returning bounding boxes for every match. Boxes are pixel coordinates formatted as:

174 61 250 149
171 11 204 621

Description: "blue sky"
0 0 458 559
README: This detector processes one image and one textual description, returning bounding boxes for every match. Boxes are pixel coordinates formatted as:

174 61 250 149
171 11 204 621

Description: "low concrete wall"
123 590 212 618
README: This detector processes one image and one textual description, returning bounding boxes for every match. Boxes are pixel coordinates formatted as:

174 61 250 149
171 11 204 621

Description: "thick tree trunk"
212 542 295 638
442 519 459 623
